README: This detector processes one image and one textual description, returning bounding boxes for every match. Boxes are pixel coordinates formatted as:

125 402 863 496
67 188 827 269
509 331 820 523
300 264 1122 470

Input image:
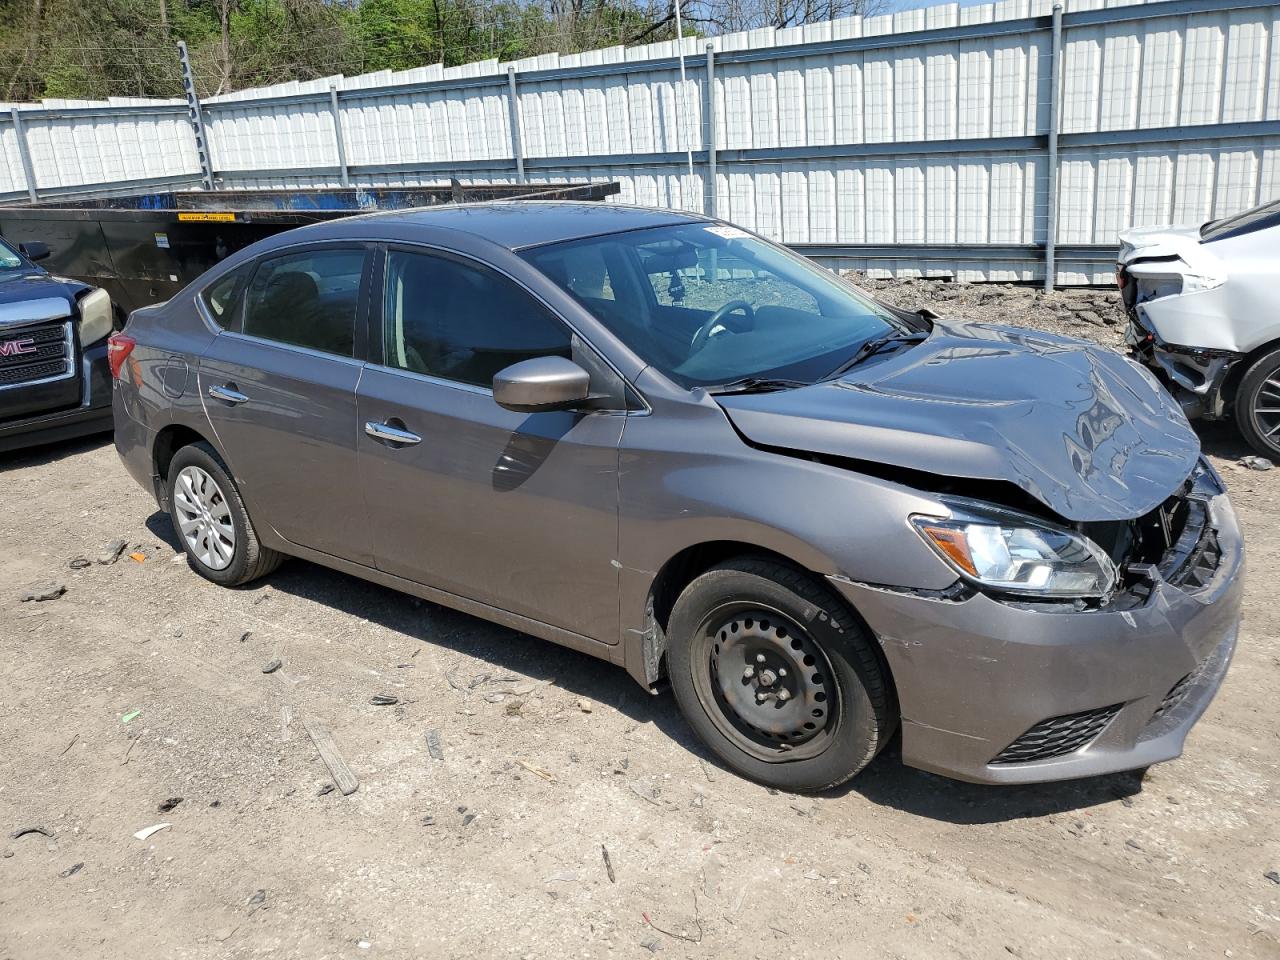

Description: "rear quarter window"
200 264 251 329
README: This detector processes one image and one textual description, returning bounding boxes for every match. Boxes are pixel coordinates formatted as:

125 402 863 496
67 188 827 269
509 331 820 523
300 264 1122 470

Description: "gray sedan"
111 202 1244 791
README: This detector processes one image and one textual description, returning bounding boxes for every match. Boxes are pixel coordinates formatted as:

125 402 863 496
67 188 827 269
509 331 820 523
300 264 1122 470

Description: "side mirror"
18 241 50 262
493 356 590 413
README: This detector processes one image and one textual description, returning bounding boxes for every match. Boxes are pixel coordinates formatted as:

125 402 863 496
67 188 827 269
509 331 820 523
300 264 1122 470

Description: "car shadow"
146 511 1151 823
1196 418 1256 462
0 432 111 471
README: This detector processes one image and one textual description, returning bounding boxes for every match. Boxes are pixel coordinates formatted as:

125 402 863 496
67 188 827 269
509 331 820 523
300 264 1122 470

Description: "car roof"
296 200 709 250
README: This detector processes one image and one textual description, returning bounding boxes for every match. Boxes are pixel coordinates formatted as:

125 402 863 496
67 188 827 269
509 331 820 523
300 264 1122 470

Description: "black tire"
667 557 895 793
167 441 284 587
1235 347 1280 459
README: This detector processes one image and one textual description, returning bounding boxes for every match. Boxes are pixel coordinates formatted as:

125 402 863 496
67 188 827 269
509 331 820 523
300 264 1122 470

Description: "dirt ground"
2 283 1278 960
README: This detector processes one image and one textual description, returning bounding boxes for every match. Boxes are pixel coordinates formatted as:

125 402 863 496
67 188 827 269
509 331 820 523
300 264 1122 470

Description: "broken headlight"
911 499 1117 599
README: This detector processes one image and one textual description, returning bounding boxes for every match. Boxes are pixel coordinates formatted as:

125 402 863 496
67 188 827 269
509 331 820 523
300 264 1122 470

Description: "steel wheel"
690 602 841 763
173 465 236 571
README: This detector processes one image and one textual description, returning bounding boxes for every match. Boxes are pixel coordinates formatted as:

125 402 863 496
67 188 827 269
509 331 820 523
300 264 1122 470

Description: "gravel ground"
1 279 1278 960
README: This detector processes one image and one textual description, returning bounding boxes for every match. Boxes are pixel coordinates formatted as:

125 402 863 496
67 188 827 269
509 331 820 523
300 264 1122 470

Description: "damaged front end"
825 457 1243 784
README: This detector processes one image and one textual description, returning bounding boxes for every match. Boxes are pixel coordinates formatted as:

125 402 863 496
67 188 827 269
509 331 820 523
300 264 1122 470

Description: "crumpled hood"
716 319 1201 522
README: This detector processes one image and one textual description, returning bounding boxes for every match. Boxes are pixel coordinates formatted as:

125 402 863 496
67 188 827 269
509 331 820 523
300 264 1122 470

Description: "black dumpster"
0 181 619 317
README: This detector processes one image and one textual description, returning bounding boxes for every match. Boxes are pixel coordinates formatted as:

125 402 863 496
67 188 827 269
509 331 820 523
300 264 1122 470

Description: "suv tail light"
107 332 136 380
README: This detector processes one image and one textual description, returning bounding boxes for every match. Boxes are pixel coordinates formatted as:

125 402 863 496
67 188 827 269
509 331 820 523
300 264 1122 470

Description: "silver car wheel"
173 465 236 571
1251 376 1280 445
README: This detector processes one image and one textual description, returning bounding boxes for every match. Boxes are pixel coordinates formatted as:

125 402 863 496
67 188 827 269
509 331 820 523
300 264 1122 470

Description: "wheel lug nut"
742 666 755 680
777 689 791 702
778 668 788 677
756 654 766 663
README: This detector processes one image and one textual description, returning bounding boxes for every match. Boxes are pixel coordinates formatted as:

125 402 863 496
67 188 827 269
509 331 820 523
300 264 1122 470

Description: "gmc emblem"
0 338 37 357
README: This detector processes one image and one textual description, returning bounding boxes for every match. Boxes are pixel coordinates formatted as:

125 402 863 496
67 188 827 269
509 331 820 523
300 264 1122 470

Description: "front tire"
667 557 895 792
1235 347 1280 459
167 441 283 587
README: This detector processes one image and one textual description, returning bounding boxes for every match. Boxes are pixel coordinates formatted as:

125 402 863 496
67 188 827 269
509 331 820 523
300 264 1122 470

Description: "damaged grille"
990 704 1122 765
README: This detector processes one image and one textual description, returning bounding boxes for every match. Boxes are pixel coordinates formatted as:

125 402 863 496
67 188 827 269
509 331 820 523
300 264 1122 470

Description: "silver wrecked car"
1119 198 1280 458
111 203 1244 792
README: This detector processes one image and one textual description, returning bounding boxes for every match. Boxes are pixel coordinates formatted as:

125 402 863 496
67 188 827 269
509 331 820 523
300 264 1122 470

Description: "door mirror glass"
493 356 590 413
19 241 50 262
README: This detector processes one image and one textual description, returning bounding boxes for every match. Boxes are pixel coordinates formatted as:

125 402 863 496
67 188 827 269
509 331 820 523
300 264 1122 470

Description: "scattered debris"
158 797 183 813
629 780 661 806
98 539 128 565
129 551 146 563
426 729 444 760
1240 455 1274 471
121 710 141 724
121 733 140 765
370 694 399 706
239 631 252 642
576 698 593 713
515 758 555 782
420 815 435 826
301 715 359 796
68 558 91 570
602 844 616 883
544 871 579 883
642 891 704 944
19 581 65 602
10 826 53 841
1125 839 1143 851
698 758 717 783
640 939 662 953
59 733 79 756
247 889 267 912
133 823 171 841
461 813 477 827
261 659 282 674
317 783 335 797
1265 870 1280 885
59 862 84 878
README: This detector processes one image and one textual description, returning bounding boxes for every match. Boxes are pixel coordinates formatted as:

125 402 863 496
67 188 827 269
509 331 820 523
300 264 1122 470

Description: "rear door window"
242 248 367 357
381 249 572 388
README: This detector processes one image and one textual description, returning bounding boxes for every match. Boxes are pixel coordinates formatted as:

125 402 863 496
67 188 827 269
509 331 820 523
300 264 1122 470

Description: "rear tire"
667 557 895 793
167 441 284 587
1235 347 1280 460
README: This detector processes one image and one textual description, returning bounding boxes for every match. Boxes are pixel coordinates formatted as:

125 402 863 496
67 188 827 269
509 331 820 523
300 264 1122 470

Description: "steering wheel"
690 300 755 355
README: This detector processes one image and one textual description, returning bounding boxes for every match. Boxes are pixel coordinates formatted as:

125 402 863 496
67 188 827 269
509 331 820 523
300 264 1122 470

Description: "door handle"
208 384 249 404
364 420 422 445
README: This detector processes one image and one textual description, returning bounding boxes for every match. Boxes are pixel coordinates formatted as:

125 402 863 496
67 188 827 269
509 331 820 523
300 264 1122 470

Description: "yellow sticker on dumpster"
177 211 236 222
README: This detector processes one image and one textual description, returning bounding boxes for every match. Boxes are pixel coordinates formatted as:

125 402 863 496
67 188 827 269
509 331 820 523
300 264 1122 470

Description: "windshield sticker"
704 225 750 240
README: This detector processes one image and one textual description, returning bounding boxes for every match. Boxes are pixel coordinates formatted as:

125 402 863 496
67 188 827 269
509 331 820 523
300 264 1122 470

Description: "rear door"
355 246 624 641
198 243 375 565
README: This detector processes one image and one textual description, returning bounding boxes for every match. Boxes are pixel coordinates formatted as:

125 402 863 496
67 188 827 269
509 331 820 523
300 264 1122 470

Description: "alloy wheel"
1249 373 1280 452
173 465 236 571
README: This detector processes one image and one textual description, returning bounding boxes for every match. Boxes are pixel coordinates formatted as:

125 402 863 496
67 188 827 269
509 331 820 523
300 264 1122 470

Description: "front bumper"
1125 306 1241 420
828 488 1245 785
0 340 113 453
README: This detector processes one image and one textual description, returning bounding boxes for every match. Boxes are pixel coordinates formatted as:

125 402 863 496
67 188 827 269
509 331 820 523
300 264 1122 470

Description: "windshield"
522 222 904 388
0 239 24 272
1201 197 1280 243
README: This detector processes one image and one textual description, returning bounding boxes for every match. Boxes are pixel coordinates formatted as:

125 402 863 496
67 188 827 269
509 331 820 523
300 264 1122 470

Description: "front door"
356 247 623 642
198 244 375 564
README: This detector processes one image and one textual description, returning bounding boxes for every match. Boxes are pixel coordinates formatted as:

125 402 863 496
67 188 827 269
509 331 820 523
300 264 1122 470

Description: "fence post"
177 41 215 191
329 82 351 187
9 109 39 203
1043 3 1063 292
506 66 526 184
705 42 718 218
